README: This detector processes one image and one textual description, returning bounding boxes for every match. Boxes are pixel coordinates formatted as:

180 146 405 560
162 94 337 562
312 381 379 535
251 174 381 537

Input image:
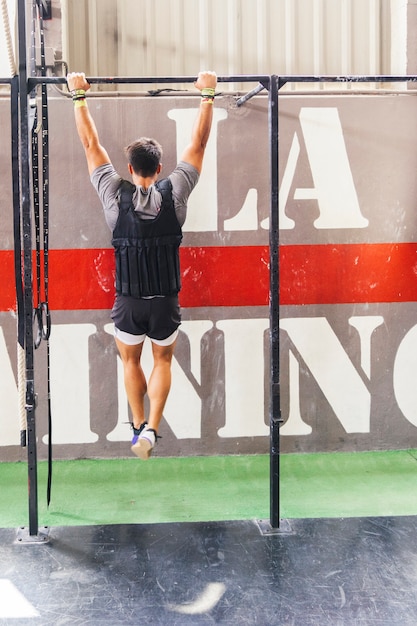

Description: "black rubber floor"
0 516 416 625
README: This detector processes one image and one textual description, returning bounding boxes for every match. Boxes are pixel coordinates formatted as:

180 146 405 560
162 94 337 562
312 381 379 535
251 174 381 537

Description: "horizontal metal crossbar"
25 74 417 90
28 75 271 89
278 74 417 85
3 74 417 90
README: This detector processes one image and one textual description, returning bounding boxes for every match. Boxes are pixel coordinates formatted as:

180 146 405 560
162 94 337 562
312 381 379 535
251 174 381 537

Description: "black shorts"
111 294 181 341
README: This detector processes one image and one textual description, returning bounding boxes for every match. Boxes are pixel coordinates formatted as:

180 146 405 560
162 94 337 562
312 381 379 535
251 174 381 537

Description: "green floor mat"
281 449 417 518
1 449 417 528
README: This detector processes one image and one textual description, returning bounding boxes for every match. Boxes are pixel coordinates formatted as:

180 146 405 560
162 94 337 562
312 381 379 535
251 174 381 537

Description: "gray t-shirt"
90 161 199 232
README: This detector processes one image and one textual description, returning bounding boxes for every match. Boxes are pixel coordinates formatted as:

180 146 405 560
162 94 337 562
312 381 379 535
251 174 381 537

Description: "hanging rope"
1 0 17 76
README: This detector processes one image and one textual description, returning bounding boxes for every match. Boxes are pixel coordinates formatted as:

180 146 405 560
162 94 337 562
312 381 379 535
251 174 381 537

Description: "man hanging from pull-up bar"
66 70 217 460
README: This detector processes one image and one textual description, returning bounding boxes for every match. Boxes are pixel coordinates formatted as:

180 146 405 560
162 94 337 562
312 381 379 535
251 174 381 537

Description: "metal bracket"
255 518 293 536
235 82 266 107
15 526 50 544
40 0 52 20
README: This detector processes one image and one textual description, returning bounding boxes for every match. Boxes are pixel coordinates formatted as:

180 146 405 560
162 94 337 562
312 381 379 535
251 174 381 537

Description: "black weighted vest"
112 178 183 297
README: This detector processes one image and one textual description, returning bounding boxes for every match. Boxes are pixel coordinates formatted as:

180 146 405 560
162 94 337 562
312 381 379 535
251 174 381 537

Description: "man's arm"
180 71 217 174
67 72 111 175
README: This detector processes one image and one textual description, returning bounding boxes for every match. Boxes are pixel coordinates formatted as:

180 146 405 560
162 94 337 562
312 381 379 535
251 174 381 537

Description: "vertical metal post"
18 0 38 537
269 75 280 529
11 73 22 321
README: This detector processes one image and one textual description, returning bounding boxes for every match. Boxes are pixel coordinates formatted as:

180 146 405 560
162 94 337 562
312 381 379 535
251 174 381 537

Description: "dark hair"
124 137 163 177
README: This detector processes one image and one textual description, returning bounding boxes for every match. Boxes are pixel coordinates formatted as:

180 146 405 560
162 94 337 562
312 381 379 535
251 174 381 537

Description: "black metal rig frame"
6 0 417 540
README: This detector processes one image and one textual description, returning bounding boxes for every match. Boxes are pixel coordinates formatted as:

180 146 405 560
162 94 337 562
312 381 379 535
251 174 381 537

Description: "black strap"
32 0 53 507
118 179 136 213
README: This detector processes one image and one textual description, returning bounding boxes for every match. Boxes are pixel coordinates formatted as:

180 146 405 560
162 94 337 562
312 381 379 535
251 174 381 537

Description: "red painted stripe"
1 251 18 312
280 243 417 305
180 246 270 307
0 246 270 310
1 243 417 311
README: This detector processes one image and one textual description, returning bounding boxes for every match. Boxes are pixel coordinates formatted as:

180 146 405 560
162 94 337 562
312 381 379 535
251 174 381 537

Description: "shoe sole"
131 438 153 460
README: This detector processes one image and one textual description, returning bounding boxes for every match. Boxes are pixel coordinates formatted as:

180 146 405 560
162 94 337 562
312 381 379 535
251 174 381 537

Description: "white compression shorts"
114 326 179 346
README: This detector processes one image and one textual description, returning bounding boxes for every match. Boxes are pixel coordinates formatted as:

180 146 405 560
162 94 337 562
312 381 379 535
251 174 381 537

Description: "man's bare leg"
131 339 176 459
115 338 146 429
146 340 176 433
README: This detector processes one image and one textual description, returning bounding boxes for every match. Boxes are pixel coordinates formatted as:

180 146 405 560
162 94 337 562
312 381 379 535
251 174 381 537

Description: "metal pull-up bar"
28 74 271 88
26 73 417 90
